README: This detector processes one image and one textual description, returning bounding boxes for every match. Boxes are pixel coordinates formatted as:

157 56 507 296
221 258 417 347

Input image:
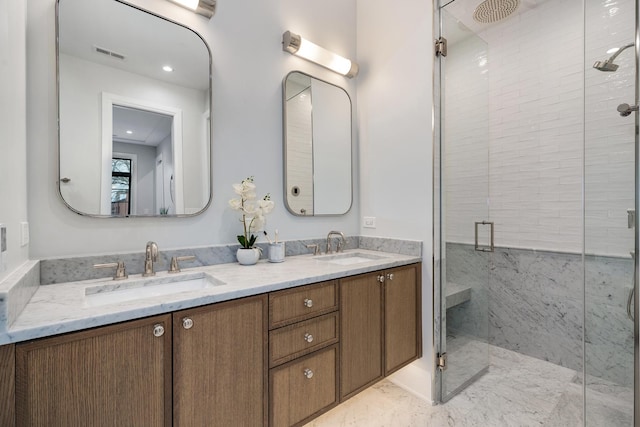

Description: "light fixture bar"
166 0 216 19
282 31 359 78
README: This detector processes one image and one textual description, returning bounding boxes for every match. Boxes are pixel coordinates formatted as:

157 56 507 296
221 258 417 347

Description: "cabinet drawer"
269 313 339 367
270 346 338 427
269 281 338 329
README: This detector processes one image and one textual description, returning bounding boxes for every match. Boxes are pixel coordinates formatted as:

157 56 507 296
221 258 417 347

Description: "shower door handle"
475 221 494 252
629 251 636 321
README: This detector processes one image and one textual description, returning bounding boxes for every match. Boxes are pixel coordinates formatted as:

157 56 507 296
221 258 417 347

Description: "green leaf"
237 235 248 248
248 234 257 247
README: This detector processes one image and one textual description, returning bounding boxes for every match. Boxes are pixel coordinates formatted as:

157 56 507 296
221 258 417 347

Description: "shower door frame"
432 0 492 403
634 3 639 425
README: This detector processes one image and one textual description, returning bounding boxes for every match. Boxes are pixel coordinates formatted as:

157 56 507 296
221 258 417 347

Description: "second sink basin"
316 251 388 266
84 272 224 307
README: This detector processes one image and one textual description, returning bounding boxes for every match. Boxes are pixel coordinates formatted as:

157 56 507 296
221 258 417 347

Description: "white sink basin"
84 273 223 307
316 252 388 266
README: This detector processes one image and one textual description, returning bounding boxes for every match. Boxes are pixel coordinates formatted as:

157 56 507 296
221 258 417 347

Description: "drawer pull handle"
304 333 314 343
182 318 194 330
377 275 385 283
303 368 314 379
303 298 313 308
153 324 165 337
386 273 394 281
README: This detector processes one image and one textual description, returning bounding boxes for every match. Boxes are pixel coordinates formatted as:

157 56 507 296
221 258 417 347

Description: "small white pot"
236 248 260 265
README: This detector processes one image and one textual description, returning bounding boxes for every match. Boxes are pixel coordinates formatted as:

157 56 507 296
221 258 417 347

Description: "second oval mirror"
283 71 353 216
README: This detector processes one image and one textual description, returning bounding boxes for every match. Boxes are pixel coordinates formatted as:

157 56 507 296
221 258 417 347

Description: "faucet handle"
306 244 320 256
169 256 197 273
93 261 128 281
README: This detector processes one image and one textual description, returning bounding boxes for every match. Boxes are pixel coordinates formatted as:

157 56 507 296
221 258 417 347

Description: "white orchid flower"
228 198 243 210
258 199 275 215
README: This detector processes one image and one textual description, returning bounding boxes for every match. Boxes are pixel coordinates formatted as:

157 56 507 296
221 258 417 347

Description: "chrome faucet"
143 241 159 277
326 231 347 254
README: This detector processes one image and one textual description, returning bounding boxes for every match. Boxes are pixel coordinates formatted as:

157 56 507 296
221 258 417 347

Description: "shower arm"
605 43 635 64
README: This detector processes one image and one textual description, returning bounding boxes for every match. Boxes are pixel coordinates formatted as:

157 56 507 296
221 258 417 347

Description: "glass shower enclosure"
434 0 638 424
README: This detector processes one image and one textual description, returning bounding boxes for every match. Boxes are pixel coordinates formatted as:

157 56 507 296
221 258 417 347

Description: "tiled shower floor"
306 345 633 426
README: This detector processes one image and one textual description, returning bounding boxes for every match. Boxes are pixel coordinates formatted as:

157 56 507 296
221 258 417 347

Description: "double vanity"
0 247 421 426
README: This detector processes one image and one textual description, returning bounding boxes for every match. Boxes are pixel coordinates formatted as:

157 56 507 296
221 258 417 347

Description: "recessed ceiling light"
126 130 133 134
163 65 174 72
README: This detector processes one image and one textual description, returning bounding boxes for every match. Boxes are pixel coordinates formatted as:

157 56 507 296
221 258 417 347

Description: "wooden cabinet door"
0 344 15 427
15 315 172 427
384 264 422 375
339 272 383 400
173 295 267 427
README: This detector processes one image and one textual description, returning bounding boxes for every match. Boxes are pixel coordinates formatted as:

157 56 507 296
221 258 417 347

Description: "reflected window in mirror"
283 71 353 216
57 0 212 217
111 157 132 216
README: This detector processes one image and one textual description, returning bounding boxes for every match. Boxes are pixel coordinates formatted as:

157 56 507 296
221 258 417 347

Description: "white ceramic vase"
236 248 260 265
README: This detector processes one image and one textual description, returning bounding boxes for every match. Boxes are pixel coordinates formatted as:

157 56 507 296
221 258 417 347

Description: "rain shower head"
473 0 520 24
593 43 634 72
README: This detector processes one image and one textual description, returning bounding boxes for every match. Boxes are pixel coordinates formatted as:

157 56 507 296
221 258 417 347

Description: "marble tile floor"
307 345 633 427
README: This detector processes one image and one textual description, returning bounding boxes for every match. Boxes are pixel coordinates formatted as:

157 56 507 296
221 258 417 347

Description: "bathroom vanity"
0 251 421 427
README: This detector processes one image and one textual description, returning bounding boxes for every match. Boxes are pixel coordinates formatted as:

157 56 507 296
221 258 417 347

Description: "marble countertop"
0 249 421 345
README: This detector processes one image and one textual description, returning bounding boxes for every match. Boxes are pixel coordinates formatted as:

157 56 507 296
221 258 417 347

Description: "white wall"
27 0 359 258
0 0 29 280
356 0 434 400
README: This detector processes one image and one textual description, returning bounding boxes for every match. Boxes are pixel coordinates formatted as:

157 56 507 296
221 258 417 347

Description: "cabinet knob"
303 298 313 308
377 275 385 283
304 333 314 343
182 318 194 330
153 324 165 337
386 273 394 281
303 368 314 379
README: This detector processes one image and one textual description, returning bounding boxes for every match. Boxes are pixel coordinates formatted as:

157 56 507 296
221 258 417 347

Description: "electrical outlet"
363 217 376 229
20 222 29 247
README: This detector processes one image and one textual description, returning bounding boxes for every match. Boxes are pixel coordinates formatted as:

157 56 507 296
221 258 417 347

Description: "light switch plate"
363 217 376 229
20 222 29 247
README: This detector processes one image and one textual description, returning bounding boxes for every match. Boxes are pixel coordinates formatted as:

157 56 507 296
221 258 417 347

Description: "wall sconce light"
282 31 359 78
166 0 216 19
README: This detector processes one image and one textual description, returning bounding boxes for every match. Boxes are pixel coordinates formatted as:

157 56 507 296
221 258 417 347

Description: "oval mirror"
283 71 353 216
57 0 212 217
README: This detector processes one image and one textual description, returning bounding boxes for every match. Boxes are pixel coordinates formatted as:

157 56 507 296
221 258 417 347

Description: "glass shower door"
437 5 491 402
584 0 637 424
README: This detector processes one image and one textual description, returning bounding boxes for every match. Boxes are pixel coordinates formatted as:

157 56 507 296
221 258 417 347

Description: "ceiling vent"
93 45 126 61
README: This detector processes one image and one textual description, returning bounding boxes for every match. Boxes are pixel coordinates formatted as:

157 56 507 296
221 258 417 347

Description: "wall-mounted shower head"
593 60 619 72
593 43 634 72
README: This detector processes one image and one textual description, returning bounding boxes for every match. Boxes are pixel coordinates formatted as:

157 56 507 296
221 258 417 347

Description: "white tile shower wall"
584 0 635 256
285 86 314 215
445 0 635 256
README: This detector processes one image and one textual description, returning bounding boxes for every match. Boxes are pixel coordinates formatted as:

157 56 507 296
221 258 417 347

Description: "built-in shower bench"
446 282 471 309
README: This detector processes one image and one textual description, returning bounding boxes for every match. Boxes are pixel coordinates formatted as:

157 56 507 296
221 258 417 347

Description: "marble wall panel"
445 243 633 386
